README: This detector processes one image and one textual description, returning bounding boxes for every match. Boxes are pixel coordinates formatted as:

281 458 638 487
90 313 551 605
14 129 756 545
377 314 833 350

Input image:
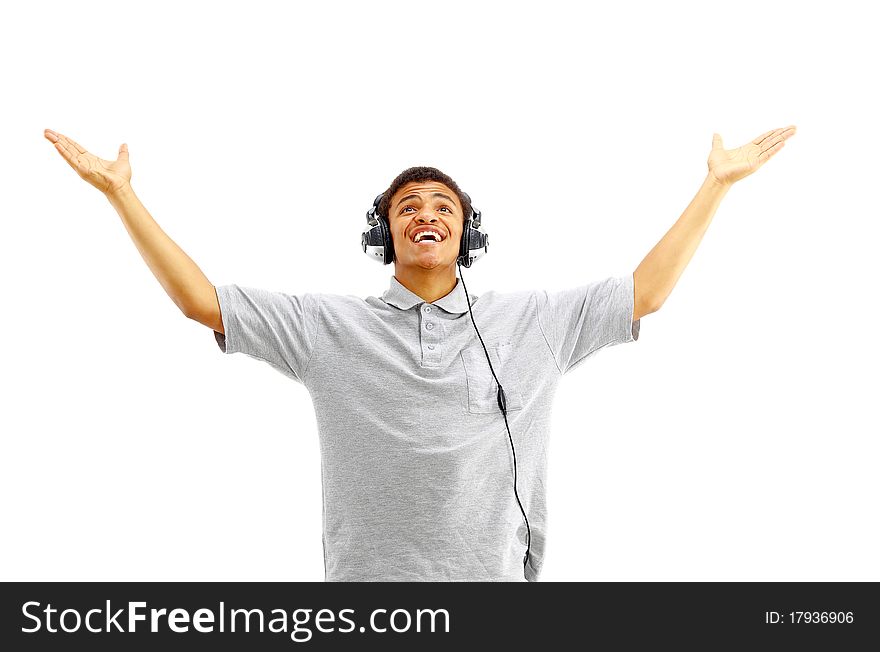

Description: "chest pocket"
460 338 525 414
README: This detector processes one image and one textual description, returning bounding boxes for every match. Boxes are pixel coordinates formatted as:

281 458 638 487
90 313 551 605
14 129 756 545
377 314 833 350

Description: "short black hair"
378 166 472 223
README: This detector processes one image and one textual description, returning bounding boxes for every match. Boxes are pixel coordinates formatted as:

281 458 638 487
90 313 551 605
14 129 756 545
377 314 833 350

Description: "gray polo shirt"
212 273 640 581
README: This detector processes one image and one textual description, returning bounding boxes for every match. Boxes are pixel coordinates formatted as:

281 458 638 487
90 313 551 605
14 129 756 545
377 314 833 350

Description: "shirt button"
424 305 432 313
426 322 434 330
428 344 435 350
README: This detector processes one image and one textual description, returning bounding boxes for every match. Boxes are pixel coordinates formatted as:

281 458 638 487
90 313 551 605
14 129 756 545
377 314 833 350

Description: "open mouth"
411 230 445 245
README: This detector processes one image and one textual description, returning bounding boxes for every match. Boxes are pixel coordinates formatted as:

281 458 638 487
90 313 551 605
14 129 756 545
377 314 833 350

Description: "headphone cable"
457 261 532 571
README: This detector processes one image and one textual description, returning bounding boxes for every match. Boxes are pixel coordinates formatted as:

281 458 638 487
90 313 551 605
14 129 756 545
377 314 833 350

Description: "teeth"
413 230 443 243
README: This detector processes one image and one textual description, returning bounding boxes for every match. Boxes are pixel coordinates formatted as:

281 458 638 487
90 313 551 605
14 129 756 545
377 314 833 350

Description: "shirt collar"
381 275 473 314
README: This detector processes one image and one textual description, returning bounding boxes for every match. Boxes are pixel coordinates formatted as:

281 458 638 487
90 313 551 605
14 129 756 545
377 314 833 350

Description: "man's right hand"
44 128 132 196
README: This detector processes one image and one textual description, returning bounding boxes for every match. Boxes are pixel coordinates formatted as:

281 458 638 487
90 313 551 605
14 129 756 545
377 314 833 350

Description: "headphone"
361 191 488 267
361 190 532 571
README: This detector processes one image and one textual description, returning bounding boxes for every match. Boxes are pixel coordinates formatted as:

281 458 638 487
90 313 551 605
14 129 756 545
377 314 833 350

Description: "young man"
44 125 796 581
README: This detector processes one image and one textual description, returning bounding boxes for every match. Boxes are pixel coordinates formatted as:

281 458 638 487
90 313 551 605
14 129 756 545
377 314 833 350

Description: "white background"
2 0 877 581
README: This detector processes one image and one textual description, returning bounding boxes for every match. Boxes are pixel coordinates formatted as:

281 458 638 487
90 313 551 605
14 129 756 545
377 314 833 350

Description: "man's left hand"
707 125 797 186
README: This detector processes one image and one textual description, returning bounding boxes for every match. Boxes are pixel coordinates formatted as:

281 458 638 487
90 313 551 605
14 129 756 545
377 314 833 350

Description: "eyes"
401 205 453 214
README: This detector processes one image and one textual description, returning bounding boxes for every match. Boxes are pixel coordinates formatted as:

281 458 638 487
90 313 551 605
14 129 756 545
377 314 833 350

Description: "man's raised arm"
43 128 222 333
633 126 796 315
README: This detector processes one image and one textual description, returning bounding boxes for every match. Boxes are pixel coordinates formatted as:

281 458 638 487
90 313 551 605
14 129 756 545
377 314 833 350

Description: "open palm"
44 128 131 195
708 125 797 186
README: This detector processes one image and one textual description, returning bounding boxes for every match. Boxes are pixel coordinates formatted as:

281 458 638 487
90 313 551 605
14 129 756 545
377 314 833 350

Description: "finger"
753 128 782 147
758 139 784 163
52 136 76 162
49 131 97 175
44 128 59 143
52 139 87 174
763 126 797 151
63 134 87 155
51 131 86 155
752 128 776 145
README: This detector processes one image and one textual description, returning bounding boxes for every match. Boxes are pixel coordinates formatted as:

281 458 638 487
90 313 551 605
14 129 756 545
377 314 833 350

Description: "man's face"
387 181 464 270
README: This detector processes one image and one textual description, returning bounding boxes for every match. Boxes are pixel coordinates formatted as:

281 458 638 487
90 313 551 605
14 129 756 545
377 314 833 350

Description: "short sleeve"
212 284 320 385
535 273 640 375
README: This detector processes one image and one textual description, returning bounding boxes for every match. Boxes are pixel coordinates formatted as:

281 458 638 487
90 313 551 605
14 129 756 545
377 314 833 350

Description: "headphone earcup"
379 215 394 265
458 217 471 266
